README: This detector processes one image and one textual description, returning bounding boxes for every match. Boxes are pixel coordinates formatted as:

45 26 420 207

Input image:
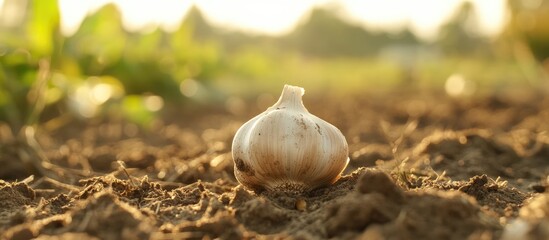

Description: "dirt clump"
0 180 35 230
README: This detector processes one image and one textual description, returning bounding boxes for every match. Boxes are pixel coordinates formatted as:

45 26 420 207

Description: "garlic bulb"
232 85 349 193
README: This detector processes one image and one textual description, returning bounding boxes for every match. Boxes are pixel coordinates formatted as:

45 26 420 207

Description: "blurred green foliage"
437 2 488 56
286 7 420 57
0 0 61 132
505 0 549 62
0 0 547 130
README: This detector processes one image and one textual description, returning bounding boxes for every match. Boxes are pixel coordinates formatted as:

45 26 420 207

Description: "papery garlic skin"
232 85 349 192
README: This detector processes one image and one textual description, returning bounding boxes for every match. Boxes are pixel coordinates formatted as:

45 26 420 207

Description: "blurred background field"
1 0 549 129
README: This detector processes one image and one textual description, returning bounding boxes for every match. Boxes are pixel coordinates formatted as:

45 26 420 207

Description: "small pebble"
530 184 546 193
295 198 307 211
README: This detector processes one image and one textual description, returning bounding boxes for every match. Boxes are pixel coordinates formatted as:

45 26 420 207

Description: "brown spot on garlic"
232 85 349 193
234 158 254 176
315 123 322 135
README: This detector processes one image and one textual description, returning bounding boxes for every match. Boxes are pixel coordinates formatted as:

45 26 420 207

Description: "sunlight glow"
194 0 328 35
72 85 99 118
180 79 199 97
344 0 464 38
445 73 476 97
144 95 164 112
58 0 110 35
67 78 123 118
0 0 25 27
111 0 192 32
91 83 113 105
343 0 506 39
55 0 506 39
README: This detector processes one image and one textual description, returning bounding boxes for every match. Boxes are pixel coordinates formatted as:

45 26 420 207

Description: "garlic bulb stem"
270 85 307 112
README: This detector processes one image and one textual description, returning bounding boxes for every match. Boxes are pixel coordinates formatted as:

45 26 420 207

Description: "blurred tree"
170 6 221 83
182 5 215 40
504 0 549 62
496 0 549 88
63 3 125 75
436 1 488 56
285 7 419 58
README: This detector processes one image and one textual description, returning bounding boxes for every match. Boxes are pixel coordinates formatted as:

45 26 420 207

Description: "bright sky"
3 0 508 40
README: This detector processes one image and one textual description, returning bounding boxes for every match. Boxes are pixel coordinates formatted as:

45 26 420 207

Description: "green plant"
379 119 418 189
0 0 65 178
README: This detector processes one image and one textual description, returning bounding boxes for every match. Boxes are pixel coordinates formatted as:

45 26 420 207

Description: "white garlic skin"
232 85 349 192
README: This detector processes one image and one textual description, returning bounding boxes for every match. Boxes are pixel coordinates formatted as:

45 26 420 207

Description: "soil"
1 91 549 239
